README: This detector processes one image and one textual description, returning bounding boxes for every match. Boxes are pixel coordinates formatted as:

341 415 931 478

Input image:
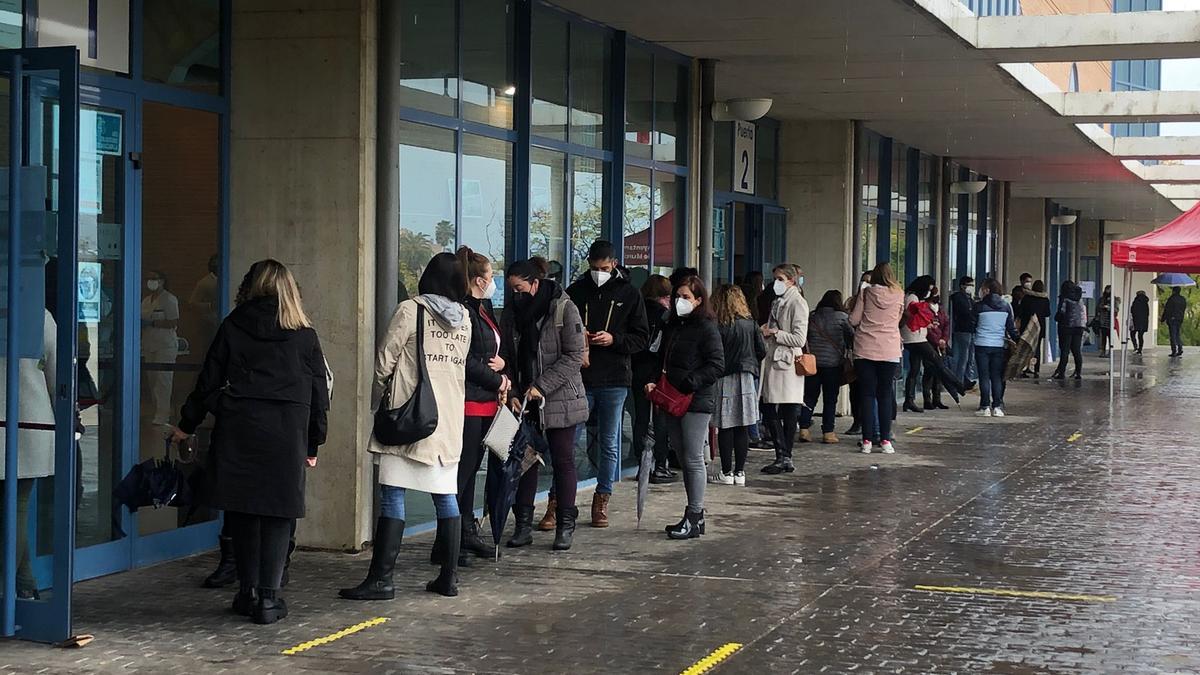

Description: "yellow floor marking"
914 585 1115 603
1067 432 1083 442
281 617 389 655
905 426 925 435
681 642 744 675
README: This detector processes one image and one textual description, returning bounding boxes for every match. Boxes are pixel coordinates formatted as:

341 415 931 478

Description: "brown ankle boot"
536 498 557 531
590 493 610 528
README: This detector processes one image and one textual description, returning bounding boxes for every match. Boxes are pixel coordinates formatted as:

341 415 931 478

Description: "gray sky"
1160 0 1200 136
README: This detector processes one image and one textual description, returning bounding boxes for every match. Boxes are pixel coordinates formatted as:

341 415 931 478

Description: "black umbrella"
112 438 200 537
483 406 549 556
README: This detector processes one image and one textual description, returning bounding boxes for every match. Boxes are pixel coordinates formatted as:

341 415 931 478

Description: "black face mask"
510 291 532 312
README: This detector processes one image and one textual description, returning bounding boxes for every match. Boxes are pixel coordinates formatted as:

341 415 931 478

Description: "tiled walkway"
3 348 1197 673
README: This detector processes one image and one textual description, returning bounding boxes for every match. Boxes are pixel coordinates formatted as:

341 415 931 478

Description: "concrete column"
231 0 378 550
1005 197 1047 284
776 120 855 297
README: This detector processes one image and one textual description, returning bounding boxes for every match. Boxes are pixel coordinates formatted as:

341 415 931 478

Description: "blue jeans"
855 359 898 442
379 485 460 521
975 346 1006 410
952 332 977 383
587 386 629 495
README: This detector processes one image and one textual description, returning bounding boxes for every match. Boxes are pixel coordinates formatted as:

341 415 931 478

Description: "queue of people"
171 243 1162 626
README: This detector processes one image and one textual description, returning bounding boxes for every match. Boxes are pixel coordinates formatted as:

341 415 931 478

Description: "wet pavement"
3 349 1199 673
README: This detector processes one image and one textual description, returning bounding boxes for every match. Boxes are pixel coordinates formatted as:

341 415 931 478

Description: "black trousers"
1055 327 1084 375
1131 330 1145 352
922 356 943 404
764 403 800 459
458 414 504 520
717 427 750 474
903 346 924 402
226 511 293 591
905 341 962 396
799 366 841 433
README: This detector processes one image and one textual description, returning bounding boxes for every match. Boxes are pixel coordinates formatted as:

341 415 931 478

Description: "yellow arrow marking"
905 426 925 435
681 642 744 675
281 617 389 655
914 585 1115 603
1067 432 1082 442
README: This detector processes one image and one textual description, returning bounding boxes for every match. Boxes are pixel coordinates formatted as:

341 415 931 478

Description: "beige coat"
0 310 57 480
760 286 809 404
368 297 472 467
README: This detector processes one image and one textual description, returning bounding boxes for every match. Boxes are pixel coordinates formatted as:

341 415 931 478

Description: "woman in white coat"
341 252 472 601
0 309 57 598
760 263 809 475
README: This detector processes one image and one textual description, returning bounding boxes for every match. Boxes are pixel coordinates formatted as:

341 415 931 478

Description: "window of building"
623 166 653 272
570 25 609 149
461 135 514 283
530 147 568 285
462 0 515 128
890 142 909 283
142 0 222 94
397 0 459 118
858 131 882 275
570 156 606 279
625 46 653 162
531 10 568 141
654 57 688 165
397 121 457 299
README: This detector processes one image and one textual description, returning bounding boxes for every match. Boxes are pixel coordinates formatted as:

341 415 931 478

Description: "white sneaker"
733 471 746 486
992 407 1005 418
881 440 896 454
708 471 734 485
861 440 873 454
975 408 993 417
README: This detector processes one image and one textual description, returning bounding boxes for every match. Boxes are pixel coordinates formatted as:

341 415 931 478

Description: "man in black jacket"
566 240 649 528
1163 286 1188 357
949 275 978 389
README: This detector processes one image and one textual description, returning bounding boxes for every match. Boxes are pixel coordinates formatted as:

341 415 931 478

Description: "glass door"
0 46 81 644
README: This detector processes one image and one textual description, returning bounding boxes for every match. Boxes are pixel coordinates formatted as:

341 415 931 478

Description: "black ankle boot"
553 506 578 551
231 584 257 616
462 519 498 560
903 399 924 413
339 517 405 601
203 536 238 588
666 509 705 540
253 588 288 624
507 505 535 548
426 517 460 597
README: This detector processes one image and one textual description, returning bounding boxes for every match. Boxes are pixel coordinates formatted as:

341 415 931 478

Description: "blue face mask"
797 276 805 287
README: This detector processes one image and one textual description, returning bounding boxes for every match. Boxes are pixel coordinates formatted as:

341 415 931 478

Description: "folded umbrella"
483 406 549 556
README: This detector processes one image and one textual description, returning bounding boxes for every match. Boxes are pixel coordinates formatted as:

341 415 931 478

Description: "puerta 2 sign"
734 121 756 195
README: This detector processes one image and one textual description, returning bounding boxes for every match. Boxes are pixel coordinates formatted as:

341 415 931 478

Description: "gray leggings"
666 412 711 514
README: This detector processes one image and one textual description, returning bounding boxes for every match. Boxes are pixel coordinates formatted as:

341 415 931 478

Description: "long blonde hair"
712 284 752 326
868 262 901 291
244 259 312 330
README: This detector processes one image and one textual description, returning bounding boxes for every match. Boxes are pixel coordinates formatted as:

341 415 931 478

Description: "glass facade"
1112 0 1162 139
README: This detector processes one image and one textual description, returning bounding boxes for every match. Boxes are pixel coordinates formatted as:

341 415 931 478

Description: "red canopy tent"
1108 201 1200 384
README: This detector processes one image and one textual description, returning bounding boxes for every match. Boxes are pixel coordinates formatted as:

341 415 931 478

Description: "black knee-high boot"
339 517 405 601
426 517 460 597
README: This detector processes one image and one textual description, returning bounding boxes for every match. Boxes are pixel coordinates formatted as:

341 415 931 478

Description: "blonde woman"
760 263 810 474
848 262 905 454
710 285 766 485
171 259 330 625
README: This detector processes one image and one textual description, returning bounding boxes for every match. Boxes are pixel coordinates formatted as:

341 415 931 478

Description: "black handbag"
373 304 438 446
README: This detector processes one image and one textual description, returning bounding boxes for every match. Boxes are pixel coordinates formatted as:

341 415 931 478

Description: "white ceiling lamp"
1050 214 1078 225
949 181 988 195
711 98 773 122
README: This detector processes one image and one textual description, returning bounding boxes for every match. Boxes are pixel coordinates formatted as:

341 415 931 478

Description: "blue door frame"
1 45 81 644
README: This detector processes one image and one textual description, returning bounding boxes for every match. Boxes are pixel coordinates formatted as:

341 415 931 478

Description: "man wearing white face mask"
142 270 180 425
565 240 649 529
948 276 977 390
759 263 809 474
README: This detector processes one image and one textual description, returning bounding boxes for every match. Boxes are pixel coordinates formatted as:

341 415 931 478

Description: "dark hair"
587 240 616 262
418 252 466 302
455 246 490 295
669 266 699 287
1032 280 1046 293
959 275 974 288
527 256 550 279
641 274 671 300
905 275 935 299
208 254 219 274
981 278 1004 297
928 286 941 302
671 275 714 321
507 258 545 282
816 289 844 311
1019 272 1033 282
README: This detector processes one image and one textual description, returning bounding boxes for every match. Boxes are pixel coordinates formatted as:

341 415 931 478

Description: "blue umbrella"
483 407 549 556
1152 273 1196 287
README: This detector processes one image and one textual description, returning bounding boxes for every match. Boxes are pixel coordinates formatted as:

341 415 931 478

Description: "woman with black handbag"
499 259 588 551
646 275 724 540
170 259 329 625
340 252 472 601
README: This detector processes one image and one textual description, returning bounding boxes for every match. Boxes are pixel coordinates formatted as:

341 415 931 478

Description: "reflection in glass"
398 122 456 300
569 27 608 148
139 102 220 536
570 157 605 280
715 122 732 192
530 148 566 285
142 0 221 93
623 166 652 273
462 0 514 128
654 59 688 165
531 11 568 142
399 0 458 117
461 135 513 296
653 172 685 275
625 47 653 161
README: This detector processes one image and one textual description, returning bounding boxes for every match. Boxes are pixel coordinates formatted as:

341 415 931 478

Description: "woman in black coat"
171 259 329 625
1017 280 1052 377
645 275 724 540
1130 290 1151 354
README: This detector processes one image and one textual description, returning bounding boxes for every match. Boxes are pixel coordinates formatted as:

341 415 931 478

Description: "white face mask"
482 278 497 298
860 281 871 290
929 303 940 312
147 280 161 292
965 285 975 296
1022 281 1033 290
675 297 695 317
591 270 611 287
772 279 788 296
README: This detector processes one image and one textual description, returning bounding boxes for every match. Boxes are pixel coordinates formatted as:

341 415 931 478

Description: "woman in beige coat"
341 253 472 601
759 263 809 475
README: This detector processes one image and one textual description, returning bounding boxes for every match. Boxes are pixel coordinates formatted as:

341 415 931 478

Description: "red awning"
1111 201 1200 272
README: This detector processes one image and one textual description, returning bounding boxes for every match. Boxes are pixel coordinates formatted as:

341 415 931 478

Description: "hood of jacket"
866 284 902 309
980 292 1007 311
1065 284 1083 302
417 294 467 329
228 296 290 341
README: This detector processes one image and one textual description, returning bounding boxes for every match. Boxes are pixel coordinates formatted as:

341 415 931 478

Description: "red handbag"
647 335 693 417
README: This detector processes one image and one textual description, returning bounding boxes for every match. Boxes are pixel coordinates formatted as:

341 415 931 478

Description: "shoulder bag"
373 304 439 446
648 333 694 417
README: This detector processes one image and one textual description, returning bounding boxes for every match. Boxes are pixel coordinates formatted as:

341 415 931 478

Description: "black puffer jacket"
659 315 725 414
463 296 504 404
566 269 649 387
632 298 669 389
718 317 766 377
